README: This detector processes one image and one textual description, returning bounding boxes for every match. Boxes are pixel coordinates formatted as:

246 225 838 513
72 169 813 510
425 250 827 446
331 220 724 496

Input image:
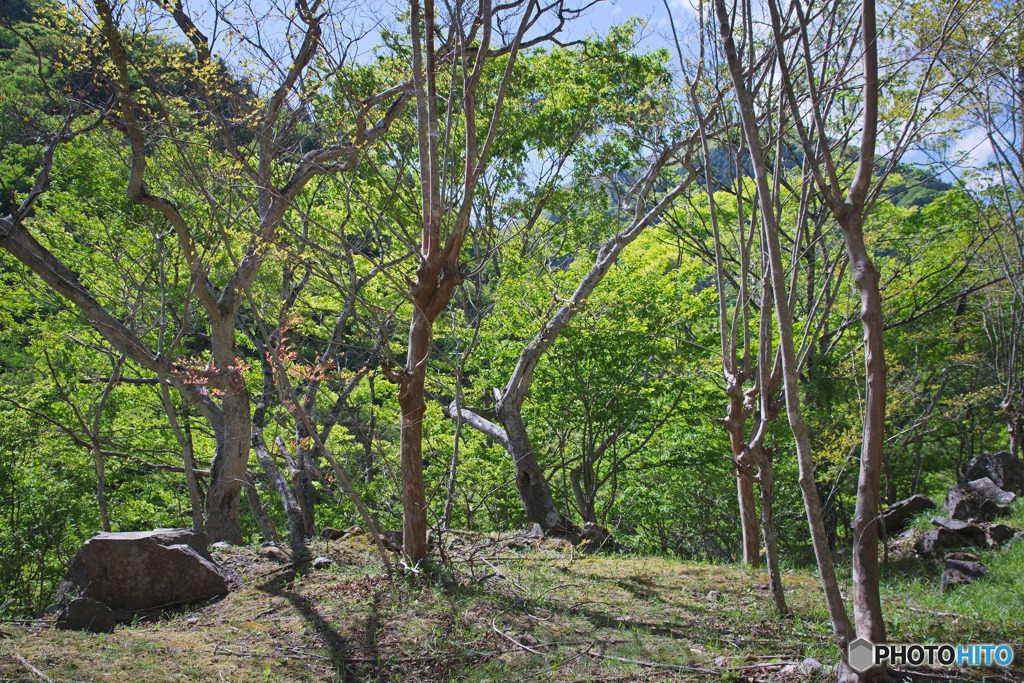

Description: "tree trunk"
294 465 317 538
754 445 790 616
398 304 432 562
291 433 318 538
243 475 278 543
842 211 887 647
92 448 111 533
1008 407 1023 459
713 0 854 650
569 464 597 525
727 397 760 566
158 376 205 533
204 387 251 545
442 415 462 530
736 472 758 565
499 404 578 534
203 314 252 545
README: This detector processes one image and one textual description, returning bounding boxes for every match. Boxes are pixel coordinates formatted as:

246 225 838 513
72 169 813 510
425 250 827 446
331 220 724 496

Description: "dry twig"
13 654 53 683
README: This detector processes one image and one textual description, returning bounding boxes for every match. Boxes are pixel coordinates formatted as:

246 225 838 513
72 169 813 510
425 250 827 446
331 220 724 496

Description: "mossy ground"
0 529 1021 682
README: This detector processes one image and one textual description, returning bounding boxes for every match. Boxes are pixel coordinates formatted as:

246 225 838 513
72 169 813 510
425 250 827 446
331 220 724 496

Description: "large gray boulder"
879 494 936 536
944 477 1015 522
54 529 228 626
962 451 1024 494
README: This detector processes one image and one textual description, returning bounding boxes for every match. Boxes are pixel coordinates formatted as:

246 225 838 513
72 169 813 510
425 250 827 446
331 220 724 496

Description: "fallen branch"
491 617 548 656
555 640 596 670
211 644 329 663
739 662 790 671
584 650 716 674
478 555 527 594
902 599 968 619
14 654 52 683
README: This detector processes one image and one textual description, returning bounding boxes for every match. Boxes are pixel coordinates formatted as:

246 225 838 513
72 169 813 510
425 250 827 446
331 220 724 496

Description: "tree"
378 0 591 562
448 29 704 533
712 0 968 671
1 0 409 542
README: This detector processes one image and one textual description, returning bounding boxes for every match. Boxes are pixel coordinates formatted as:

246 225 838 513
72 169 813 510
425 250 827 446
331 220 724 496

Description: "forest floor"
0 527 1022 683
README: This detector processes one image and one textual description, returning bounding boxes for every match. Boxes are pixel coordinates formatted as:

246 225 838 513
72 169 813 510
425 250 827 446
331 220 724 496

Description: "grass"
0 528 1021 682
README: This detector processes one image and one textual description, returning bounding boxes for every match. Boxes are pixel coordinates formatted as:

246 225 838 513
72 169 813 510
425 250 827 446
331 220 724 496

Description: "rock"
345 525 363 535
944 477 1015 521
540 538 571 552
55 597 118 633
940 559 991 593
879 494 936 536
311 556 332 570
527 523 544 539
376 530 402 552
963 451 1024 494
714 656 733 668
930 516 986 545
914 528 975 559
798 657 823 676
944 550 980 562
573 522 620 553
986 523 1017 547
210 541 230 550
320 527 346 541
706 590 723 602
54 529 228 623
259 545 292 563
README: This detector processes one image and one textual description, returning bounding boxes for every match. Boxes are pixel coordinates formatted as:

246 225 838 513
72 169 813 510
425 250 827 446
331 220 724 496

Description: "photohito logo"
848 638 1015 672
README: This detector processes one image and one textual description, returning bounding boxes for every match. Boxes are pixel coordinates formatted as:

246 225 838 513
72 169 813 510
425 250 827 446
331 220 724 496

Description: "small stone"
311 556 332 570
259 545 291 563
714 656 733 668
541 538 571 551
527 523 544 538
345 525 363 535
210 542 230 550
798 657 822 675
706 590 723 601
940 559 991 593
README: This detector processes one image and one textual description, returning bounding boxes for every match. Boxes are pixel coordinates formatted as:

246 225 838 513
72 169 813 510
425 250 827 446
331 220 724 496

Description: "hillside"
2 525 1022 683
